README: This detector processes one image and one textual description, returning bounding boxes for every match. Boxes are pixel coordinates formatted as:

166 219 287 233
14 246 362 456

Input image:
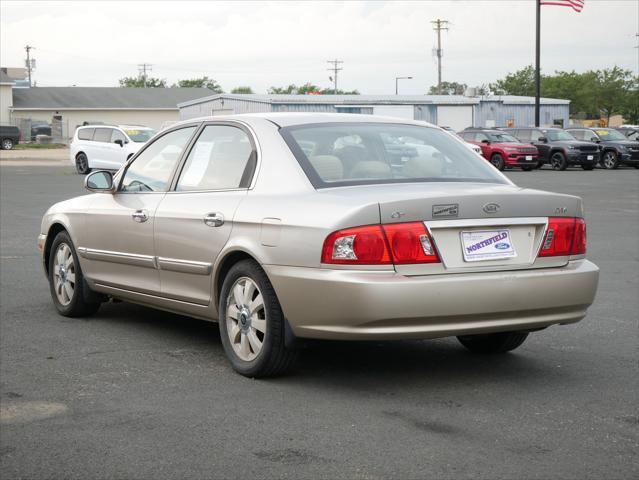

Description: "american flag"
540 0 584 12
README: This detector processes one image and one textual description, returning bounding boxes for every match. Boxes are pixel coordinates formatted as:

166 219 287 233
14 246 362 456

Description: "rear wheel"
218 259 298 377
1 138 14 150
75 153 91 174
457 331 529 354
550 152 567 170
48 231 101 317
601 150 619 169
490 153 505 171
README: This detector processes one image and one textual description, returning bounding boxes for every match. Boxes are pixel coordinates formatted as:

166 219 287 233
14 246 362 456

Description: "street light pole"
395 76 413 95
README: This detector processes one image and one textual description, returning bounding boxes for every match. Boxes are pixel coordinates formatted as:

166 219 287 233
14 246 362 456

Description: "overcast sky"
1 0 637 94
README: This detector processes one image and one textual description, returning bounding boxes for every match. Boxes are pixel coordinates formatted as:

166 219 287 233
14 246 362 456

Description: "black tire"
581 163 595 171
75 152 91 175
550 151 567 171
48 231 101 317
634 165 639 169
457 331 529 354
218 259 298 377
601 150 619 170
1 138 14 150
490 153 505 171
522 166 533 171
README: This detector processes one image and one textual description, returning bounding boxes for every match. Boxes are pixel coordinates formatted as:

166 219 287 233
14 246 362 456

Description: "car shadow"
90 301 567 389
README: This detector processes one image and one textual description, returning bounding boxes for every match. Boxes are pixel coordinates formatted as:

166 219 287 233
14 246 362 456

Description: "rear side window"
77 128 94 140
281 123 508 188
515 129 531 141
93 128 112 143
176 125 255 191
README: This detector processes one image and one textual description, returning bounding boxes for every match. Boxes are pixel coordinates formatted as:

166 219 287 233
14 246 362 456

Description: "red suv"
460 129 539 171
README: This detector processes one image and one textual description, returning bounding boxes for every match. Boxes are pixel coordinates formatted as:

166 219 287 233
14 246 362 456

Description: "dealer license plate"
525 155 533 161
461 229 517 262
587 155 594 160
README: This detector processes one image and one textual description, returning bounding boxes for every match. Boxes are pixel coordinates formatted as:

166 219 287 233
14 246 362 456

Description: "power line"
431 19 449 95
327 59 343 94
137 63 153 87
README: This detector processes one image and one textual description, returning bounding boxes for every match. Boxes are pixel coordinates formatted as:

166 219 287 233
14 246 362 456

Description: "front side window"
281 123 508 188
545 130 576 141
124 128 156 143
176 125 255 191
111 129 127 144
120 126 196 192
93 128 113 143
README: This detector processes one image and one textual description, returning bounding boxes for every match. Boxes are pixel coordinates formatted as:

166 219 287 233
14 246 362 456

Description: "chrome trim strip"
426 217 548 229
157 257 212 275
94 282 210 309
78 247 156 268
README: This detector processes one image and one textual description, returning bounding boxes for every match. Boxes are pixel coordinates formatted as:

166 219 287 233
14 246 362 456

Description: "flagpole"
535 0 541 127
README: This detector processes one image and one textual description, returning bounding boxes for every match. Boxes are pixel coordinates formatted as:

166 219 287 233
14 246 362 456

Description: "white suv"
70 125 156 174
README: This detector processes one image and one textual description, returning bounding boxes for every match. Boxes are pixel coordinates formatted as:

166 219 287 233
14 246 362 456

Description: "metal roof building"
178 94 570 131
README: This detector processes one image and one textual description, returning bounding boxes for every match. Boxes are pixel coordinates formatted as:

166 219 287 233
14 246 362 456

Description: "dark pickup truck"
0 125 21 150
503 127 599 170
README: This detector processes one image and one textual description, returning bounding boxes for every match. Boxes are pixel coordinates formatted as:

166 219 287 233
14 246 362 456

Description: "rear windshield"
280 123 508 188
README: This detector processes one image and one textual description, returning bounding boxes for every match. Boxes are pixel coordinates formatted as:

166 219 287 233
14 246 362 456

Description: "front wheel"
48 231 101 317
219 259 298 377
457 331 529 354
490 153 505 171
1 138 14 150
550 152 567 170
75 153 91 174
601 151 619 169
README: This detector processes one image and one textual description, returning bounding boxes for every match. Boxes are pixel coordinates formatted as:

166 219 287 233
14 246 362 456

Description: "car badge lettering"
432 204 459 218
483 203 500 214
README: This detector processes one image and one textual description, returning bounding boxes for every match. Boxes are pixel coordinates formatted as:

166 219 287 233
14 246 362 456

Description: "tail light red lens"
321 222 440 265
539 217 586 257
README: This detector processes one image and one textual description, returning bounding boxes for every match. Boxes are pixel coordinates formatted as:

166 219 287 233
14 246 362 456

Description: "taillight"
321 222 440 265
539 217 586 257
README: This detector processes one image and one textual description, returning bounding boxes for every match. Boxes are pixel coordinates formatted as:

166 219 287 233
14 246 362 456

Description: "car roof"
171 112 438 129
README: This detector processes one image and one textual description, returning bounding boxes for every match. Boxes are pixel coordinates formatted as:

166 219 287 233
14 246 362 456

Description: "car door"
90 128 114 169
80 126 198 294
530 129 550 162
154 122 258 306
109 128 129 168
474 132 491 159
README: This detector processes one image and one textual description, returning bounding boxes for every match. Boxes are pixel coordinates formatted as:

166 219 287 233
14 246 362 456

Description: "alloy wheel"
225 277 267 361
602 151 617 169
1 139 13 150
52 243 76 306
76 154 89 174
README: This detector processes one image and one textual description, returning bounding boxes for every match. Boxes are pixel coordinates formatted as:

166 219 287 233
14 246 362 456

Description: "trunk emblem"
483 203 500 214
432 204 459 218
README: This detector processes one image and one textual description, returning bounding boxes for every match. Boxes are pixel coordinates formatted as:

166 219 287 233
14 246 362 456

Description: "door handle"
132 210 149 223
204 212 224 227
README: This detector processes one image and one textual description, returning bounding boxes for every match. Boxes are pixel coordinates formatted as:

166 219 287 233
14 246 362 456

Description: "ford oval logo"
483 203 500 214
495 242 510 250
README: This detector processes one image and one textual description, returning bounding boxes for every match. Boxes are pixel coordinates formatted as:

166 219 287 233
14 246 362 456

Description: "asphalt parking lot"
1 163 637 479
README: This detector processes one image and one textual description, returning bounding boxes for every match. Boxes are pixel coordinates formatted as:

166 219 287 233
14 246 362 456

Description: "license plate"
587 155 594 160
525 155 533 161
461 229 517 262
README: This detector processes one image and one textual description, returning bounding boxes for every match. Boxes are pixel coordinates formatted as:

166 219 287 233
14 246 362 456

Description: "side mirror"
481 139 490 144
538 137 548 143
114 139 124 147
85 170 115 193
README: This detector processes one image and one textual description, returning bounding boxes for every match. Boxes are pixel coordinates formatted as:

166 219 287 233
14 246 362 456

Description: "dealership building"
178 94 570 131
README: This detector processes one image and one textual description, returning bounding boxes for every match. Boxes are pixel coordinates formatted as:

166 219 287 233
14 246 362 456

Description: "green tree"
619 85 639 124
231 86 254 94
268 83 359 95
490 65 536 96
541 70 599 117
592 67 635 124
119 76 166 88
175 76 223 92
427 81 467 95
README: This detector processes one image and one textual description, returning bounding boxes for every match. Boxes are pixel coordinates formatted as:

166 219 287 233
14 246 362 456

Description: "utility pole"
327 59 343 94
534 0 541 127
25 45 35 87
431 19 449 94
137 63 153 87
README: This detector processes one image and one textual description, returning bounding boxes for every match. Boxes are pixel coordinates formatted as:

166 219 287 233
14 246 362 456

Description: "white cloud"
1 0 637 93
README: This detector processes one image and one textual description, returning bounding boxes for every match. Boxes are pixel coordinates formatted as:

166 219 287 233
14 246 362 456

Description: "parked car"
566 127 639 169
38 113 599 377
0 124 21 150
30 120 52 141
503 127 599 170
615 127 639 141
70 124 157 174
459 128 539 171
440 126 483 155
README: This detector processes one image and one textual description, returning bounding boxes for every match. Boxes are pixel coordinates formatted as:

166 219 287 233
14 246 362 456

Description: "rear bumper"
265 260 599 340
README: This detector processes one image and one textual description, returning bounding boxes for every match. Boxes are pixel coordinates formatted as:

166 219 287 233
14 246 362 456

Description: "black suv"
503 127 598 170
566 128 639 169
0 124 20 150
